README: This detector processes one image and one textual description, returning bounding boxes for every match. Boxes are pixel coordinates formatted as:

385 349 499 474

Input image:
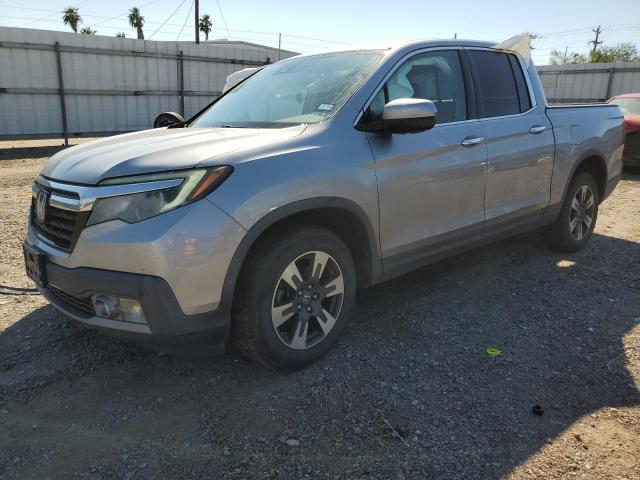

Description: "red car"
608 93 640 167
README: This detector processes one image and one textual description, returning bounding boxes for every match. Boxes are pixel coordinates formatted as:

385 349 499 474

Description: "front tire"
548 172 599 252
234 225 356 371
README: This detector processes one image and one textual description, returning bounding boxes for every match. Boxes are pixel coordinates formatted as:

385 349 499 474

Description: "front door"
362 49 488 273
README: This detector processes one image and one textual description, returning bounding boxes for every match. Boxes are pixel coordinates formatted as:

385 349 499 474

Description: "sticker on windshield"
317 103 334 111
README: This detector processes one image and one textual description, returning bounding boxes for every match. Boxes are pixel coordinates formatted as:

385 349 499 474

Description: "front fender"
213 196 382 315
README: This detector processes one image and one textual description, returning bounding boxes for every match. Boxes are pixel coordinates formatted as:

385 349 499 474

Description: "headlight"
87 166 232 226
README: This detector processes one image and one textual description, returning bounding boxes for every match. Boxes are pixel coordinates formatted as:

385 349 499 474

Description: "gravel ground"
0 139 639 480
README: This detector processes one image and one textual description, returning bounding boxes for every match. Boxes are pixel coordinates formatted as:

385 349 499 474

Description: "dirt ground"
0 138 639 480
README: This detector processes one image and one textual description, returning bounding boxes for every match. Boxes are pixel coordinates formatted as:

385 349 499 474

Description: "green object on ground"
486 348 502 357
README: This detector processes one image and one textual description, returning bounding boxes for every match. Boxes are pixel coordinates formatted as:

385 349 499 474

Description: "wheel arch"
564 152 608 204
218 197 382 314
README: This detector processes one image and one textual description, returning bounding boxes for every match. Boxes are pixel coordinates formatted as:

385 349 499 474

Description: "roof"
306 38 495 54
287 37 528 62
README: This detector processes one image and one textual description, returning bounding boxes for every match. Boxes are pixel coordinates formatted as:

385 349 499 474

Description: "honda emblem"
35 190 48 223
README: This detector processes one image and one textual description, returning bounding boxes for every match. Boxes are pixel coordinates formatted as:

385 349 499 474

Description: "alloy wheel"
271 251 344 350
569 184 595 241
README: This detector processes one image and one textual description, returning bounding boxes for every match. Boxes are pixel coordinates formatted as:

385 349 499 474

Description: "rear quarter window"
508 54 532 112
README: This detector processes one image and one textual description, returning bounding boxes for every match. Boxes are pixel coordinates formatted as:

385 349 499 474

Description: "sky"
1 0 639 64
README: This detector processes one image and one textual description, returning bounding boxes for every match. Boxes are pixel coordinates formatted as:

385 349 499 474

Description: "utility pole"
194 0 200 44
589 25 602 54
277 33 281 61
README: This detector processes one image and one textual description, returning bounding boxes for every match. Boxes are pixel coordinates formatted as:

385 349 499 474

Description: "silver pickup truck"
24 37 623 370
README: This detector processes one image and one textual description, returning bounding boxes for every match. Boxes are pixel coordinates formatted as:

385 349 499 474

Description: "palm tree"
116 32 126 38
62 7 81 33
199 14 212 41
80 26 96 35
128 7 145 40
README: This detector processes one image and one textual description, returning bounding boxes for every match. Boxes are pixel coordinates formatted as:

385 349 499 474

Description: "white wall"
0 27 297 137
538 62 640 103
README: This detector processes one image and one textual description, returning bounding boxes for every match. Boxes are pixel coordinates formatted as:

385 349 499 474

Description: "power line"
88 0 163 28
1 3 354 46
177 0 194 40
5 12 199 30
148 0 188 39
282 32 351 45
3 6 639 37
538 24 640 38
540 28 593 38
216 0 231 40
19 0 92 28
4 8 637 53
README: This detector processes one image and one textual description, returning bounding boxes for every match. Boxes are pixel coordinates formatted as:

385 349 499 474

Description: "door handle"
461 136 484 147
530 125 546 134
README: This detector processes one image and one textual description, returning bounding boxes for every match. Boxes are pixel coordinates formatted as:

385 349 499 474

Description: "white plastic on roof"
494 34 532 64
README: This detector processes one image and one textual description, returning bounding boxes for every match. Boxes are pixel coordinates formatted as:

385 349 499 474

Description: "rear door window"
468 50 528 118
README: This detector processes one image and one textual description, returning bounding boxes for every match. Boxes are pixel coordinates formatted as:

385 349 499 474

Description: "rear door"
362 49 488 270
466 49 554 227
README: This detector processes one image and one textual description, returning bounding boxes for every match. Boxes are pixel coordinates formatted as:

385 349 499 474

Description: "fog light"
91 295 147 324
117 298 146 324
92 295 119 319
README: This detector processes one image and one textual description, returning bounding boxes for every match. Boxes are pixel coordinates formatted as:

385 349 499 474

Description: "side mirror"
153 112 185 128
358 98 437 134
380 98 437 133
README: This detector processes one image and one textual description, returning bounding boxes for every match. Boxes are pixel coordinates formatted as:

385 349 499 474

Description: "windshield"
191 51 384 128
611 98 640 115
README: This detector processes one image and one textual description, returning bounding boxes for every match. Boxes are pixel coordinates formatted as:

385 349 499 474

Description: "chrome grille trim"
34 176 183 212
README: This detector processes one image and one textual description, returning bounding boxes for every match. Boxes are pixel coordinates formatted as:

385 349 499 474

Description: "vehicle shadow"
0 232 638 479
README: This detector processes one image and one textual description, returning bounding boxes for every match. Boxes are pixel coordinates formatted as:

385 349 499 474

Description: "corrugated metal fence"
538 62 640 104
3 27 640 138
0 27 297 139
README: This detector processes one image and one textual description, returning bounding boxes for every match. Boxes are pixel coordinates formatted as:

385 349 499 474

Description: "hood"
624 115 640 136
41 125 307 184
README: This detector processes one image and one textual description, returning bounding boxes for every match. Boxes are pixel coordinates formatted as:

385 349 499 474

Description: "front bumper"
26 196 247 316
25 187 248 352
38 260 231 354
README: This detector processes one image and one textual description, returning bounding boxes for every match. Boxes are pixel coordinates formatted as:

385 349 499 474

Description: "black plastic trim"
603 173 620 201
458 49 478 120
39 258 229 354
383 211 546 280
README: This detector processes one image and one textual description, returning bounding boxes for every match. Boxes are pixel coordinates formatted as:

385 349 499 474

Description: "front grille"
31 186 89 252
47 284 95 316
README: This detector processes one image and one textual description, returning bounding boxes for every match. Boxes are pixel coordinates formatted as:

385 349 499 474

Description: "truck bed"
545 103 624 207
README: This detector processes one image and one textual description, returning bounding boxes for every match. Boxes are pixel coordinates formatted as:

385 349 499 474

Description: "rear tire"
233 225 356 371
548 172 599 252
